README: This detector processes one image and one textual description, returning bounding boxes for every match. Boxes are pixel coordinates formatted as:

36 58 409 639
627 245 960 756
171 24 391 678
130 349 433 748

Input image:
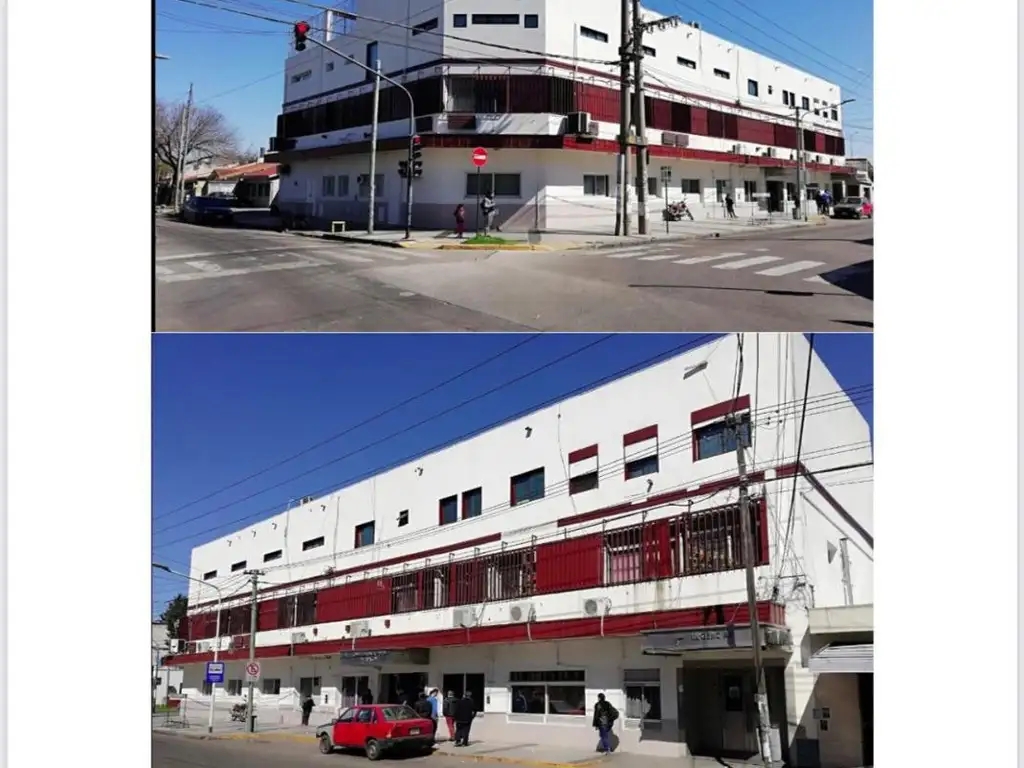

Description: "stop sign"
472 147 488 167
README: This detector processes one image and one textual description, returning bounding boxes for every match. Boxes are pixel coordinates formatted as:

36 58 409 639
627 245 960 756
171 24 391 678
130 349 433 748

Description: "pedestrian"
822 190 832 216
480 193 500 233
815 190 823 215
592 693 618 755
301 693 315 726
453 203 466 239
359 686 373 705
725 194 736 219
443 690 458 741
453 691 475 747
427 688 441 739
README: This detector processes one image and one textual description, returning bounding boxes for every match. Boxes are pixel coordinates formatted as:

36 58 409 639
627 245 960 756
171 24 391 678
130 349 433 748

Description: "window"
290 69 312 84
623 425 659 479
813 108 820 116
299 677 322 697
325 62 334 72
439 495 458 525
569 471 598 495
524 14 539 28
743 180 758 200
465 172 521 198
398 509 409 527
472 14 520 24
782 91 790 106
830 108 838 121
354 521 375 548
801 96 810 110
453 13 467 27
511 467 545 506
462 487 483 519
201 681 213 696
411 17 438 35
203 569 217 580
231 560 246 572
392 572 419 613
278 596 295 628
583 174 609 196
681 502 765 574
302 536 325 551
226 679 244 696
295 591 317 625
262 678 282 695
605 526 642 584
642 45 656 57
625 454 659 478
677 56 696 69
340 676 370 708
694 413 751 460
337 175 350 196
263 549 282 563
713 68 730 80
624 669 661 726
322 175 336 197
510 670 586 717
364 42 378 80
336 708 356 723
747 79 759 97
767 85 773 94
680 178 700 194
442 673 485 712
358 174 384 198
485 549 535 600
579 26 608 42
715 179 732 203
635 176 658 197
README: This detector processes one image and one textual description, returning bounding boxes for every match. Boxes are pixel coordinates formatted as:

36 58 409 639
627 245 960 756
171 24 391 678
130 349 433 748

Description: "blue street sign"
205 661 225 684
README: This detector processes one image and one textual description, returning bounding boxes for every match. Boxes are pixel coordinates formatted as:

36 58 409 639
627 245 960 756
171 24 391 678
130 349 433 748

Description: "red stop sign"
471 148 488 167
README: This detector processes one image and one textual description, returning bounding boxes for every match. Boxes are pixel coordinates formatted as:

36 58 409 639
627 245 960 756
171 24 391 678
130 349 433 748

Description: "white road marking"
804 275 829 284
404 250 443 258
155 245 340 262
185 260 222 273
756 260 826 276
154 265 173 276
366 251 408 261
714 255 783 270
327 253 376 264
638 254 688 261
605 247 655 258
157 259 327 283
754 248 770 252
673 252 747 265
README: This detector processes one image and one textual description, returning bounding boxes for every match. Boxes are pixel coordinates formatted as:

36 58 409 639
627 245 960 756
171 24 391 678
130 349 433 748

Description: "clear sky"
151 333 872 615
155 0 874 158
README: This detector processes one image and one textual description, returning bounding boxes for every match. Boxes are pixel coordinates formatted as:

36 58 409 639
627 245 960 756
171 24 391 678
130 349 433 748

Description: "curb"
436 243 547 251
432 748 605 767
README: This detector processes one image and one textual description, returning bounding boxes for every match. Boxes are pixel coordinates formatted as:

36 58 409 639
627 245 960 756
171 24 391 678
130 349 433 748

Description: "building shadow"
819 260 873 300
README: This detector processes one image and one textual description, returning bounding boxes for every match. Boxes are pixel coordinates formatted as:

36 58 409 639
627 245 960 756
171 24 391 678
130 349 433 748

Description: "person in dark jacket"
413 691 433 720
442 690 458 741
592 693 618 754
301 693 315 726
359 686 373 705
453 691 475 746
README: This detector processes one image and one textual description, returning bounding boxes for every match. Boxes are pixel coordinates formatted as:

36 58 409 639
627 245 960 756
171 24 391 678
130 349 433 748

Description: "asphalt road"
154 218 872 332
153 733 470 768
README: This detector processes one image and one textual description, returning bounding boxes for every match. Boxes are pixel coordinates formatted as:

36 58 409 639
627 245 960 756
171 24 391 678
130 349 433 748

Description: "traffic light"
294 21 311 51
411 135 423 178
398 160 409 178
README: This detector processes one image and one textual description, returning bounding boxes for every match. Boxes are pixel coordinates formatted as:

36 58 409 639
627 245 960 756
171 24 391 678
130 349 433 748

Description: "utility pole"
174 83 194 210
631 0 648 236
244 570 263 734
794 106 806 221
367 59 382 234
615 0 632 236
731 412 773 768
839 538 854 606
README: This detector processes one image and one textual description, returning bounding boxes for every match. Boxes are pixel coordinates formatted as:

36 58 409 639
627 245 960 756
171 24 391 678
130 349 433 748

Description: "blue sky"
155 0 873 158
151 333 872 615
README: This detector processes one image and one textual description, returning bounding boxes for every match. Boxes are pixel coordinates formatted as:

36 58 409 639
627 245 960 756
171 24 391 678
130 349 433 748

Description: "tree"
154 98 240 194
159 593 189 641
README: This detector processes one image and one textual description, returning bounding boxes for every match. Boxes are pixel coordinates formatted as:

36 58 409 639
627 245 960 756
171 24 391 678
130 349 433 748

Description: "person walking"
480 193 500 233
301 693 315 726
453 204 466 239
443 690 458 741
428 688 441 739
725 193 737 219
414 691 433 721
453 691 476 747
592 693 618 755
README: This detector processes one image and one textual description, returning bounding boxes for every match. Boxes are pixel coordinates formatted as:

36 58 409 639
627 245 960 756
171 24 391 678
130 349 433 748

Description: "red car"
315 704 434 761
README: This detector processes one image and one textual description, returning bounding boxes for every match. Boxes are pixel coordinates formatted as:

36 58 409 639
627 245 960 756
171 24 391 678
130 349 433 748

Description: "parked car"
182 195 235 225
832 197 873 219
315 704 434 761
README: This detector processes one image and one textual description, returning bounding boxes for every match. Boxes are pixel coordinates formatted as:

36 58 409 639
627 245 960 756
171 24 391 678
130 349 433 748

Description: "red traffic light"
295 21 311 35
412 135 421 145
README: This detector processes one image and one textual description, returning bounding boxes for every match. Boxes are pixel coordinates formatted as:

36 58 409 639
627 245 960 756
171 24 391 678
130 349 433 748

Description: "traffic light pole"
301 34 415 239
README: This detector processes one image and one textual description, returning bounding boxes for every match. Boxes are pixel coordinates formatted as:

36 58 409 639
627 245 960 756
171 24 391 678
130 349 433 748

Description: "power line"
157 383 871 555
156 333 544 520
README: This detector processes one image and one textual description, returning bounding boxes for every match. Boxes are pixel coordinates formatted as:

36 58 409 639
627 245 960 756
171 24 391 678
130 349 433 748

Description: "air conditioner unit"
508 602 536 623
453 608 479 628
731 144 743 154
585 120 600 136
291 632 308 645
566 111 591 135
197 641 212 653
345 621 370 638
765 148 777 158
583 597 612 617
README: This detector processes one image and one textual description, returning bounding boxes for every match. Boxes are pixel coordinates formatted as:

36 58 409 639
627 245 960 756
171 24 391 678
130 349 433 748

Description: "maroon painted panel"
568 444 598 464
690 394 751 425
690 107 709 135
257 599 280 631
576 82 619 123
814 132 826 153
535 534 603 593
623 424 658 446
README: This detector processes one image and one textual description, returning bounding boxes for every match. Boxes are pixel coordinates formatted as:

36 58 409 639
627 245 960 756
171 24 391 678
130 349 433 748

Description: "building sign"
641 625 792 655
339 648 430 666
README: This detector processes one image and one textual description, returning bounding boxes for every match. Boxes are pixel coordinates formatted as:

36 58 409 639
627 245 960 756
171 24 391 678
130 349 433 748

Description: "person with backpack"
592 693 618 754
442 690 458 741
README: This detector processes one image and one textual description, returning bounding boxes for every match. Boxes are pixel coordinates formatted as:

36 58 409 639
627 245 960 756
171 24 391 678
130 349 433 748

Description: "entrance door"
720 673 758 756
858 673 873 766
441 673 484 713
767 180 783 213
379 672 427 707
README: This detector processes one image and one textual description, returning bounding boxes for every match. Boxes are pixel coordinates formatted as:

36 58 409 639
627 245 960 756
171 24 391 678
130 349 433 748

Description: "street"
152 733 436 767
155 218 872 332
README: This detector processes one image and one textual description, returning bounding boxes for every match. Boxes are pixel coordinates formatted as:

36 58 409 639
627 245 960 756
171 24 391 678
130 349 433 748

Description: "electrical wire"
156 333 545 520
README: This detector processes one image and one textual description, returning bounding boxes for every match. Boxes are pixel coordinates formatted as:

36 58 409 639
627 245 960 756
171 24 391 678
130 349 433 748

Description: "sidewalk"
289 215 821 251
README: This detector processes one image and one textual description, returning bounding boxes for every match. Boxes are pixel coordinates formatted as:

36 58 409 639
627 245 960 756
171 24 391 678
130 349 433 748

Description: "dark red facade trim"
568 444 598 464
623 425 659 446
691 394 751 426
165 601 786 666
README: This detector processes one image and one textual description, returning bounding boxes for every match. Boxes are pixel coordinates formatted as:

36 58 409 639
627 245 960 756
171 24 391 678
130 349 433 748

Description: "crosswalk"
154 244 447 283
587 243 828 283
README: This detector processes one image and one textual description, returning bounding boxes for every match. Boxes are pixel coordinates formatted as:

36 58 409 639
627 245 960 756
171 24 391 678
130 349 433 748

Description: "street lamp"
153 563 222 734
792 98 856 221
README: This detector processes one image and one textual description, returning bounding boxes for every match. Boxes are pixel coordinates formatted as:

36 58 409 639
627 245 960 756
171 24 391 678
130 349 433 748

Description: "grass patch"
462 234 520 246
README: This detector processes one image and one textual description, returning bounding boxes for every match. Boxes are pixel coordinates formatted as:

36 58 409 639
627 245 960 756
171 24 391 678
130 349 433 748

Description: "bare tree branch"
154 98 241 187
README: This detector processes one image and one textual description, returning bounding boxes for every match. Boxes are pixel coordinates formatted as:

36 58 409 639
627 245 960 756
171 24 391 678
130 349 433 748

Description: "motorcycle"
662 201 694 221
230 703 255 722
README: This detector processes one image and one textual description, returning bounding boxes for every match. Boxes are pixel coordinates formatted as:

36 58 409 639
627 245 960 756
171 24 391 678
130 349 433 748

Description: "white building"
166 333 873 766
152 622 184 706
265 1 857 232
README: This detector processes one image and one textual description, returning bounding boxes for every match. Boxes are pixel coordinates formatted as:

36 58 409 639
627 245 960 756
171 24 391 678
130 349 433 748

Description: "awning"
808 643 873 674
